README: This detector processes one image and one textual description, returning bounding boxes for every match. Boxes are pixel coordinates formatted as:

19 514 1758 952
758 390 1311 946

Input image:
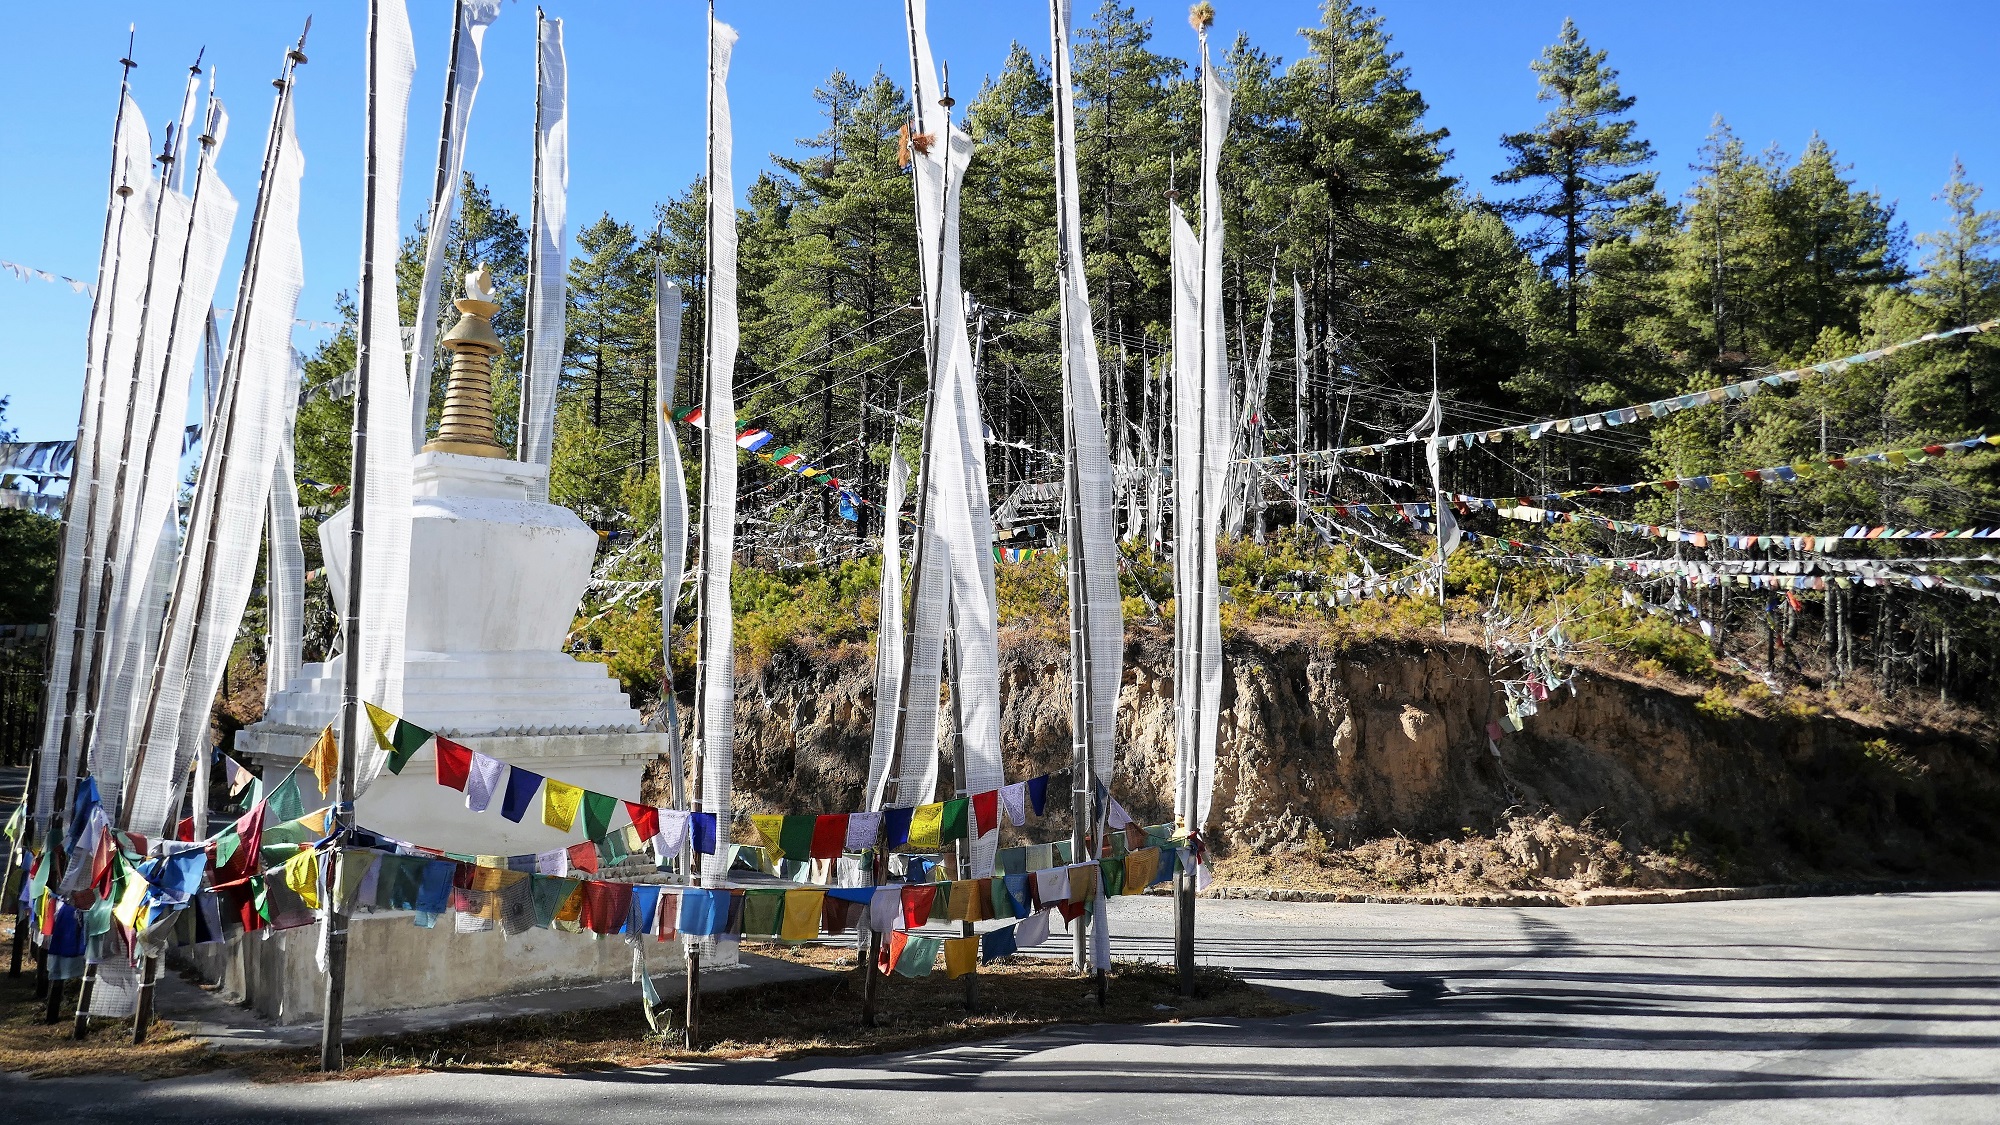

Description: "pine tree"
746 69 920 535
1280 0 1454 448
1493 18 1654 406
1914 158 2000 328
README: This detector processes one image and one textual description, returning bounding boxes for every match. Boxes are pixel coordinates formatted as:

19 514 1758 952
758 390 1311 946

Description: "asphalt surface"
6 890 1998 1123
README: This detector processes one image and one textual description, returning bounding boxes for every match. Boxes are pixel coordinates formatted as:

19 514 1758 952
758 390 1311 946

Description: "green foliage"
269 4 2000 710
1694 686 1739 720
1611 613 1714 678
0 509 58 624
730 557 881 668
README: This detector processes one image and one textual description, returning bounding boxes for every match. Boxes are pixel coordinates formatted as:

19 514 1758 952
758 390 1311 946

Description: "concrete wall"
178 910 688 1024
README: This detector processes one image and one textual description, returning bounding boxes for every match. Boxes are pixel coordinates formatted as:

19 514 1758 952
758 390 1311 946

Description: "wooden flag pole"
683 0 720 1053
41 38 145 1011
319 0 368 1069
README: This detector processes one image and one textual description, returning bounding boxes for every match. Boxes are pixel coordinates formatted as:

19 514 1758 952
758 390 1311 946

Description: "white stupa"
221 267 682 1021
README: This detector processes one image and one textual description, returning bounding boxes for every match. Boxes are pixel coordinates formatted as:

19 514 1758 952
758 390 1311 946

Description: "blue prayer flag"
690 811 718 855
416 860 456 915
980 923 1019 962
1025 775 1048 816
500 768 543 823
625 884 661 935
678 888 725 936
884 806 914 848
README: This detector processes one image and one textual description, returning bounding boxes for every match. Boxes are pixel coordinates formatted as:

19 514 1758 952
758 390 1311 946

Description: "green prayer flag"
777 815 815 862
742 888 785 937
213 827 241 869
1099 856 1125 898
929 880 954 922
264 773 304 823
388 718 432 775
940 797 969 843
581 790 618 841
989 875 1013 919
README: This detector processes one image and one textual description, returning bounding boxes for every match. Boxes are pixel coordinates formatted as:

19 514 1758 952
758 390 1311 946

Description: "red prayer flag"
435 737 473 791
626 802 660 842
971 790 999 837
901 885 936 929
810 814 849 860
880 929 908 973
567 840 599 875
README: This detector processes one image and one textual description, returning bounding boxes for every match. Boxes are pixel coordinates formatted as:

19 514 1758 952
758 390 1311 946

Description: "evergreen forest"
287 1 2000 717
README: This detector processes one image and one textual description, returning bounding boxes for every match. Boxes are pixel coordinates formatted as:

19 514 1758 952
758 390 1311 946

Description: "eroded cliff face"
682 623 2000 885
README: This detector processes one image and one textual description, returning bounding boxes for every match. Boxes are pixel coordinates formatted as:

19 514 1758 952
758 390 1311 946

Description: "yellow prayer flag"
1068 862 1097 904
113 861 149 928
284 849 321 910
363 702 399 753
943 935 979 980
1123 848 1159 894
946 880 976 922
781 889 823 942
554 883 584 924
543 779 584 832
750 814 787 858
304 725 338 797
910 802 944 849
299 807 331 835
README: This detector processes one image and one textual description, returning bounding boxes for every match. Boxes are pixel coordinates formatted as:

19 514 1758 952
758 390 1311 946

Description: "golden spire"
423 264 509 458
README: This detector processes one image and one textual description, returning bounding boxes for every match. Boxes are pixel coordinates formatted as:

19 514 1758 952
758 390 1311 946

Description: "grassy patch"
0 920 220 1080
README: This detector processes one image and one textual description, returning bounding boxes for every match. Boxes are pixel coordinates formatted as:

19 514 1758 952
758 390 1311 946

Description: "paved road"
7 891 1999 1123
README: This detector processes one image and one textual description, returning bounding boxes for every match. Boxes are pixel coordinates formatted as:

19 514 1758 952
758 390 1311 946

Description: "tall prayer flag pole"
323 0 385 1068
29 25 141 1022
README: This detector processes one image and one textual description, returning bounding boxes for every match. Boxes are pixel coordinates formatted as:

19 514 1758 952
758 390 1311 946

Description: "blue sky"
4 1 1996 440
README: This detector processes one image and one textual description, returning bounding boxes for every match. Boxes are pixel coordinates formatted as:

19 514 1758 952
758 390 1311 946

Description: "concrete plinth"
179 910 688 1025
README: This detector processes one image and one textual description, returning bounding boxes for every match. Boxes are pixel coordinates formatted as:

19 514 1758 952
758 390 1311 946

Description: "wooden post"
318 1 363 1071
72 961 96 1039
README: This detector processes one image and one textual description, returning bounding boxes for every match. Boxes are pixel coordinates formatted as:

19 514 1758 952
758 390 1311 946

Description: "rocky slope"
692 621 2000 895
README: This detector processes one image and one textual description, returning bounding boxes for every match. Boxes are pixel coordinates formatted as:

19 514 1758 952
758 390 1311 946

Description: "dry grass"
0 918 1294 1084
0 918 222 1080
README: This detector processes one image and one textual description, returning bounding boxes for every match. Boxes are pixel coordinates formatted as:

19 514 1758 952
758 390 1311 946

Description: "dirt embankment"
693 621 2000 897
